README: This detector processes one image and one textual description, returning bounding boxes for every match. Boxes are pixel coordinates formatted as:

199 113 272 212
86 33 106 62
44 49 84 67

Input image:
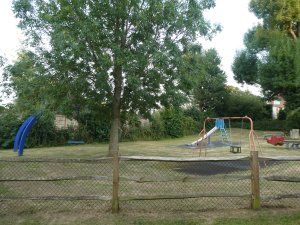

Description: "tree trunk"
108 65 123 156
108 2 126 156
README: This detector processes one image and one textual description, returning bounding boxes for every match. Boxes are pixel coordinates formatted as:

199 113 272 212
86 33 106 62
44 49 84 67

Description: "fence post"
250 151 261 209
112 152 120 213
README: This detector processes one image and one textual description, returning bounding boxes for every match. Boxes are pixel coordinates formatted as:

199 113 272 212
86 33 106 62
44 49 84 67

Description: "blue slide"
13 114 40 156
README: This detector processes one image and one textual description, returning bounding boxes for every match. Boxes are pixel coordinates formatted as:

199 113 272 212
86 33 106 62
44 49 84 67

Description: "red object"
266 135 285 146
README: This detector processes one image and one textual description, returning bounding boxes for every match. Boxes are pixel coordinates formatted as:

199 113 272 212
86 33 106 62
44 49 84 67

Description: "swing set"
193 116 259 156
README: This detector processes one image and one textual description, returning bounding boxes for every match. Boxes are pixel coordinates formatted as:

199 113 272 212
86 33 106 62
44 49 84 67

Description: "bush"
160 107 184 138
121 114 141 141
150 112 166 140
278 109 287 120
183 107 218 134
182 116 198 136
0 110 22 149
27 111 79 147
79 112 111 143
220 90 268 120
231 120 289 134
287 108 300 129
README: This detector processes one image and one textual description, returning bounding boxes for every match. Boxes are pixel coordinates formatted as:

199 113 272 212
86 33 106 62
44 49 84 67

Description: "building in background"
269 97 285 119
54 114 78 129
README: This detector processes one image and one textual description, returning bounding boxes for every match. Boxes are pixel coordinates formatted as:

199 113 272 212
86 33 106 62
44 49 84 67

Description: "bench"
230 145 241 153
283 140 300 149
67 140 85 145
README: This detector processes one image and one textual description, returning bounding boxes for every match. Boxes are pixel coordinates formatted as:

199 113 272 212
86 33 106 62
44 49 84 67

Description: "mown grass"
1 129 299 159
0 209 299 225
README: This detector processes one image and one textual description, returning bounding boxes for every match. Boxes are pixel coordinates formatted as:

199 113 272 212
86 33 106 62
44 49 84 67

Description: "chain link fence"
260 157 300 208
0 158 112 214
119 157 251 212
0 156 299 214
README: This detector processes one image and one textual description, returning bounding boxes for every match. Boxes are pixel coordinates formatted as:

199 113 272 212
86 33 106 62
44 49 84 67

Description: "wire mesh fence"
0 155 299 214
0 158 113 214
119 157 251 212
260 157 300 208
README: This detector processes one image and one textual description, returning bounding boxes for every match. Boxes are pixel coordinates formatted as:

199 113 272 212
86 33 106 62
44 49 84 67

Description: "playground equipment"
190 116 257 156
13 113 41 156
265 129 299 148
266 135 285 146
189 119 231 147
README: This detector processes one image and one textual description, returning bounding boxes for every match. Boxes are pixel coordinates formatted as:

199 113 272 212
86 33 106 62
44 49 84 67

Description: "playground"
1 122 300 225
4 114 300 159
4 128 300 159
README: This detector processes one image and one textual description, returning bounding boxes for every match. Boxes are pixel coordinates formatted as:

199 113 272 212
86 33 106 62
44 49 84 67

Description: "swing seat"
230 145 241 153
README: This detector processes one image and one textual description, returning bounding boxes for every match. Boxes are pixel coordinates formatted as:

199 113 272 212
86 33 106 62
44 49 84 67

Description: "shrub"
220 90 268 120
278 109 287 120
160 107 185 138
287 108 300 129
121 114 141 141
150 112 166 140
0 110 22 149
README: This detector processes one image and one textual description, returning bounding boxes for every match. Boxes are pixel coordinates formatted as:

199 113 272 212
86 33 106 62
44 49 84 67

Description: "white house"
269 97 285 119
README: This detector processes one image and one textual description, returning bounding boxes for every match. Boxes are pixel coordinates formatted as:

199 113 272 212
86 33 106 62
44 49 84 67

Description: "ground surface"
1 208 300 225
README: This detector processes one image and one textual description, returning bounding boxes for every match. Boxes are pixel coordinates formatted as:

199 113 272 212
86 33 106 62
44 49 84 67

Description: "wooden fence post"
250 151 261 209
112 152 120 213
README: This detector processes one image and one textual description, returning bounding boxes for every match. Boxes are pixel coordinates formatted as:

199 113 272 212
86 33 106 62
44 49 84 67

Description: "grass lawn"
0 209 300 225
1 129 299 159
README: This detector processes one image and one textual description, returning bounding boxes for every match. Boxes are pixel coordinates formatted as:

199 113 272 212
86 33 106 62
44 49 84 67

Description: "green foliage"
26 111 78 147
79 111 111 143
0 107 81 149
278 109 287 120
148 107 201 140
180 45 227 112
2 51 50 114
183 106 216 129
150 112 166 140
0 109 22 148
253 120 289 132
160 107 184 138
232 50 258 85
233 0 300 112
220 89 268 120
121 113 142 142
10 0 220 154
287 107 300 129
181 116 198 136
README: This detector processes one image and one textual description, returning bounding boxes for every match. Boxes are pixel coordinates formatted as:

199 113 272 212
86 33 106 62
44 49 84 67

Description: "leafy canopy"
11 0 219 153
232 0 300 110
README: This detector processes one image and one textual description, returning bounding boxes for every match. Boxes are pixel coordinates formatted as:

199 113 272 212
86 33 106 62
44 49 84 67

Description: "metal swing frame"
197 116 257 156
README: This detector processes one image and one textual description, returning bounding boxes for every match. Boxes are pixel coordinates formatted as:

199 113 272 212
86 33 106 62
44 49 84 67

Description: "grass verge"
0 209 299 225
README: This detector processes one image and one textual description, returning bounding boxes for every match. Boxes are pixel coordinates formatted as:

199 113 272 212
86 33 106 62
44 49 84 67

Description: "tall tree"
12 0 218 155
2 51 48 113
180 45 226 112
232 0 300 110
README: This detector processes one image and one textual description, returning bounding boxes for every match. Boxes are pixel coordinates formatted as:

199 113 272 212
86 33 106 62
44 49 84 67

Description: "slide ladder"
215 119 231 145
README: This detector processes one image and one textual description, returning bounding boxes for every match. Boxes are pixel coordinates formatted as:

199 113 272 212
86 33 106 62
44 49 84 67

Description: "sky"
201 0 261 94
0 0 261 105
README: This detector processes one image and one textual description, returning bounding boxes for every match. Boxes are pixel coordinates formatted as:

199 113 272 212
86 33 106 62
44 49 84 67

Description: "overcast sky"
201 0 261 94
0 0 261 105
